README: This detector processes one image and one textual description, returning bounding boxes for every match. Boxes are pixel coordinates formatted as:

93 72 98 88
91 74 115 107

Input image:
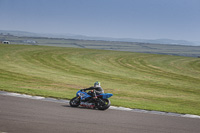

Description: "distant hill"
0 30 199 46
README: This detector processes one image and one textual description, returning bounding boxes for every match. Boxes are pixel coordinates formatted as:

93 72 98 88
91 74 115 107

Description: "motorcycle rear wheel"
97 99 111 110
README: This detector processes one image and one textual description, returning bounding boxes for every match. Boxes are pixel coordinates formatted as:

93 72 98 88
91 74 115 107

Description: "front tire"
97 99 111 110
70 97 80 107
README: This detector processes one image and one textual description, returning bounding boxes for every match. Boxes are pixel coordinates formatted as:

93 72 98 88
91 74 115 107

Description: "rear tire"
70 97 80 107
97 99 111 110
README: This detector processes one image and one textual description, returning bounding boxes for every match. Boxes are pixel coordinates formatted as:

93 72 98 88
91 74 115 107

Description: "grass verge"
0 44 200 115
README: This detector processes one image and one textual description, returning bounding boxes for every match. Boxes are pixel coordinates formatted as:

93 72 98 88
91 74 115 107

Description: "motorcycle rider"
81 81 104 101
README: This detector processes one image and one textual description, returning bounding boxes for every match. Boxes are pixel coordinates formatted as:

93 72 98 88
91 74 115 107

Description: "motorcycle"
69 90 113 110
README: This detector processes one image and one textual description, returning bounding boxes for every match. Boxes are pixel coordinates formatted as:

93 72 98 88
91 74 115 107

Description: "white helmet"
94 81 101 87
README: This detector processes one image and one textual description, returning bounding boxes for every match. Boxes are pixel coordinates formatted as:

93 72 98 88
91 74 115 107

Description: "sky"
0 0 200 41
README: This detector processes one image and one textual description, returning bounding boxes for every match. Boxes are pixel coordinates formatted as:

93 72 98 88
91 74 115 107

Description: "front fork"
74 97 80 103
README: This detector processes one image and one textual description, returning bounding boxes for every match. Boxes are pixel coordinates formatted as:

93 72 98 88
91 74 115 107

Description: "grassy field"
0 44 200 115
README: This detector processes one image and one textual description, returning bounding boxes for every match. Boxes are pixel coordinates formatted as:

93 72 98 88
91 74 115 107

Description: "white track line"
1 91 200 119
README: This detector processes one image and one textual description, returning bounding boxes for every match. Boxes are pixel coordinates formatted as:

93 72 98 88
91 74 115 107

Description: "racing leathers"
82 86 104 101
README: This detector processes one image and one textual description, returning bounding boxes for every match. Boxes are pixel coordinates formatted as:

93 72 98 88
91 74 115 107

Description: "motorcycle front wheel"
69 97 80 107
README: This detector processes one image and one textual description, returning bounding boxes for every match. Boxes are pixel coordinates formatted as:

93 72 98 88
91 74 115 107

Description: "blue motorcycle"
70 90 113 110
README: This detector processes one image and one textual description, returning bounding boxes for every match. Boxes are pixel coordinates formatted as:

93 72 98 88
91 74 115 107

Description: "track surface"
0 95 200 133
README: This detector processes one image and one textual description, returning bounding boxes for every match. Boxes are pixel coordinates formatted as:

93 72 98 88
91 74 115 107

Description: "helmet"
94 81 101 87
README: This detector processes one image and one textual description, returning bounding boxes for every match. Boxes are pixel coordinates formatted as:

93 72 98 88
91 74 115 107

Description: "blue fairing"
76 90 113 100
100 93 113 99
76 90 91 100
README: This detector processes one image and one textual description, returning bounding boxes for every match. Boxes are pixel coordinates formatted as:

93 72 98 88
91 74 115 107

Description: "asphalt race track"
0 95 200 133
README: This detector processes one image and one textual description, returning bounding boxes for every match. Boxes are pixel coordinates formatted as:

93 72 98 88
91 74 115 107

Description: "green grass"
0 44 200 115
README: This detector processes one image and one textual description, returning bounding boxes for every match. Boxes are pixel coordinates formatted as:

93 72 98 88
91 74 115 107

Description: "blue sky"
0 0 200 41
